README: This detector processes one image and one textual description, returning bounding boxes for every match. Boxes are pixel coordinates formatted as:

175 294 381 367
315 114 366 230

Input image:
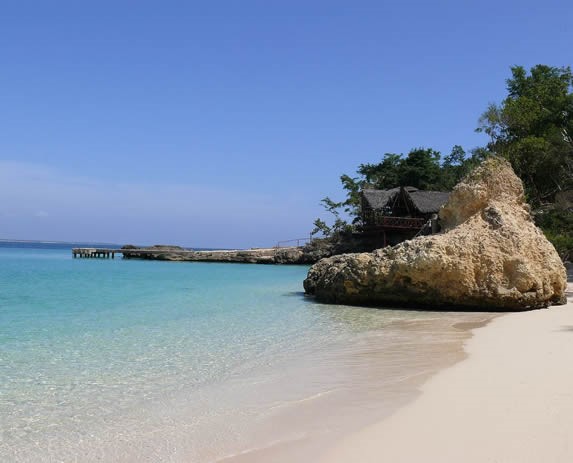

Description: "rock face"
304 158 567 310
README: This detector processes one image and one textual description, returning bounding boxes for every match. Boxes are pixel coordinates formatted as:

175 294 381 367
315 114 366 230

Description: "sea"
0 242 493 462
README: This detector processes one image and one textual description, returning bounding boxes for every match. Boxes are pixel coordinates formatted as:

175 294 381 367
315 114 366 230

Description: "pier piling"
72 248 119 259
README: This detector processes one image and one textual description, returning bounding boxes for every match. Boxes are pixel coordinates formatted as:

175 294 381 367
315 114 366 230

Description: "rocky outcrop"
304 158 567 310
121 245 316 264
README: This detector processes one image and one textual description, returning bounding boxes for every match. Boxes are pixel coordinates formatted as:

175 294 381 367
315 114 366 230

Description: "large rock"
304 158 567 310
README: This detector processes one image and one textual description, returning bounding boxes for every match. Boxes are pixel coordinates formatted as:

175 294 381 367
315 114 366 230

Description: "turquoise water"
0 247 488 462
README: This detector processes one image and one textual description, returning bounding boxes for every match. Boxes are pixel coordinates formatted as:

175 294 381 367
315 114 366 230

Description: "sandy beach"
322 269 573 463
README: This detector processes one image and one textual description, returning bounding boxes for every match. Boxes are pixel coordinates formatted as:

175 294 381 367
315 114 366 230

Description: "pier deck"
72 248 122 258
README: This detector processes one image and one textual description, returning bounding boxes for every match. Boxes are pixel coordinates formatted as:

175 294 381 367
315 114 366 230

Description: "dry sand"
322 272 573 463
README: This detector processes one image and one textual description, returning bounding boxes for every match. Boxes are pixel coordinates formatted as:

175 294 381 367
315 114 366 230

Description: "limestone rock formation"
121 245 315 264
304 158 567 310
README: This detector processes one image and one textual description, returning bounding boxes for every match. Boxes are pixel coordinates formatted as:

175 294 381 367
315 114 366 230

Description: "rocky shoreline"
120 244 327 264
121 159 567 311
119 227 388 265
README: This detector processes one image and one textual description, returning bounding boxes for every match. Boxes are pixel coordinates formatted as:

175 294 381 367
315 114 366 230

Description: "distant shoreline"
0 240 224 252
0 238 120 246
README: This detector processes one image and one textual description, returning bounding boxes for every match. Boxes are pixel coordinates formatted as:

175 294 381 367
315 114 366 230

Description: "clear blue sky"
1 0 571 247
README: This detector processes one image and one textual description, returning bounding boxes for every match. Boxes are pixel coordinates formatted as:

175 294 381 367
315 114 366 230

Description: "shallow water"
0 247 493 462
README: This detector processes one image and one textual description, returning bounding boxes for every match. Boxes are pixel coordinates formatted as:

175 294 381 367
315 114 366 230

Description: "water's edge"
0 245 498 463
215 314 498 463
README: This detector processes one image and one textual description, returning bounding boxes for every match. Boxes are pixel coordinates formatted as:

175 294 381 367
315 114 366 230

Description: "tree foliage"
477 65 573 205
312 64 572 260
311 146 487 236
535 209 573 261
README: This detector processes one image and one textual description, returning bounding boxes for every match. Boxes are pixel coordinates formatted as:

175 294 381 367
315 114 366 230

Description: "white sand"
323 280 573 463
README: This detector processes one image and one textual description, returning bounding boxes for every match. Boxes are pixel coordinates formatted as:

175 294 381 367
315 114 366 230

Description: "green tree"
355 148 445 190
314 146 473 232
535 209 573 261
443 145 466 167
441 145 466 190
440 145 492 189
399 148 442 189
357 153 402 188
477 65 573 205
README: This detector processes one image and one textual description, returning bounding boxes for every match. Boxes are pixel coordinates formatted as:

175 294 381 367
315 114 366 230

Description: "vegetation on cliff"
305 158 567 310
314 65 573 260
478 65 573 260
477 65 572 205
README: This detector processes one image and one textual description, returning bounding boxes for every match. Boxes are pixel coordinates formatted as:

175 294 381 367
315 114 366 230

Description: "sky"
1 0 571 248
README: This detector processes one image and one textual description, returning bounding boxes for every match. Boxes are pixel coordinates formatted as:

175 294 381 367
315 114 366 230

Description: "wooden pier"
72 247 194 259
72 248 120 258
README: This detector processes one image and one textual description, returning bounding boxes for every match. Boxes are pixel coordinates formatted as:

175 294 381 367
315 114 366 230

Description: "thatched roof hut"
407 190 451 215
361 187 450 226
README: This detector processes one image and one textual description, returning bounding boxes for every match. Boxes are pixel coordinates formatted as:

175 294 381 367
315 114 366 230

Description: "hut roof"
361 187 449 214
361 188 399 210
362 186 419 210
407 190 450 214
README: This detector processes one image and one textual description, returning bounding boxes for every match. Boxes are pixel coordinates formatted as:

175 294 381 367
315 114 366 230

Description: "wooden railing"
363 213 426 230
275 237 312 248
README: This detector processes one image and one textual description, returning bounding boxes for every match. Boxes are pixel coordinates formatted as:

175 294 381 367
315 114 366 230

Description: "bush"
535 209 573 261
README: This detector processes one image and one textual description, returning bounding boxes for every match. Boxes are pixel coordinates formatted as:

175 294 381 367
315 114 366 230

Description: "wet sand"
322 271 573 463
218 312 495 463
